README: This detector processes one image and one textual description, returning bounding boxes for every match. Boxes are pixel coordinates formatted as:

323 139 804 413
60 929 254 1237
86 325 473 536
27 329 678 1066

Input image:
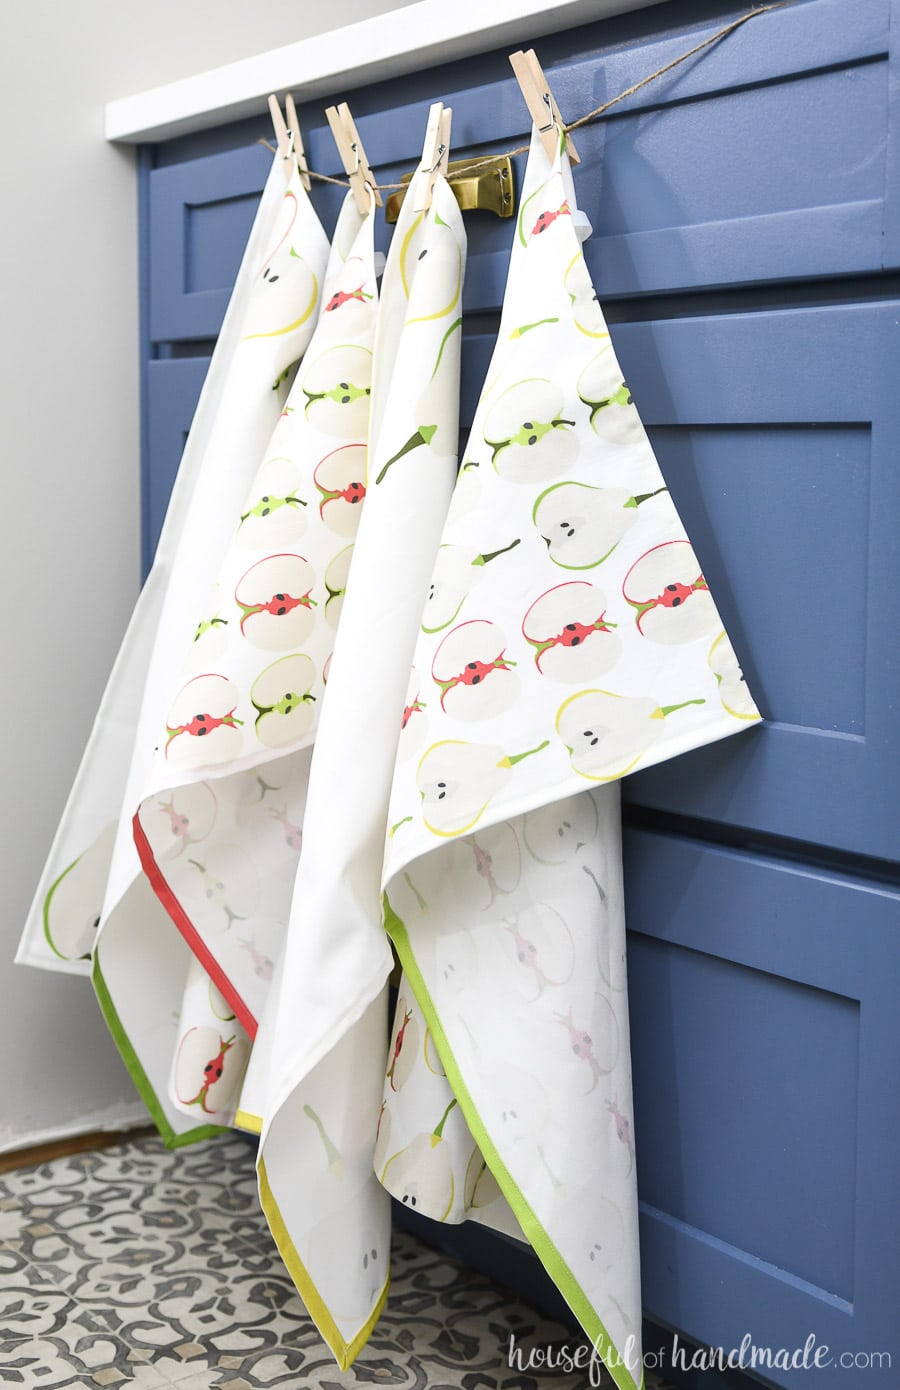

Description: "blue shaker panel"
144 357 208 569
617 301 900 864
148 146 270 342
625 828 900 1387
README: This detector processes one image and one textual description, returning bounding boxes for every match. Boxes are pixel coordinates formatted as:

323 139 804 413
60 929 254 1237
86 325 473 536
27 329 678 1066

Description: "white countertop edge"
105 0 667 143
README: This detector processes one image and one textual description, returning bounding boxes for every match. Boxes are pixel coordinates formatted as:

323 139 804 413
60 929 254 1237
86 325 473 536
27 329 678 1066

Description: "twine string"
262 4 782 193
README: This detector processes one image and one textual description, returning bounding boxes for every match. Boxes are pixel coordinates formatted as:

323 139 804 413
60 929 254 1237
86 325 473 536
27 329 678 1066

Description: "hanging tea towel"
83 158 329 1146
15 152 324 980
378 128 761 1390
118 188 380 1138
256 160 467 1368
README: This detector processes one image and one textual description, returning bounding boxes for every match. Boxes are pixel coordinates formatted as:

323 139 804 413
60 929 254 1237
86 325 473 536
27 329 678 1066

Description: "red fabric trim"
132 810 258 1040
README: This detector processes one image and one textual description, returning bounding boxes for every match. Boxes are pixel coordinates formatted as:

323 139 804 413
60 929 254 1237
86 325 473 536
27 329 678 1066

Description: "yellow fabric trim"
384 893 644 1390
258 1155 390 1369
234 1109 263 1135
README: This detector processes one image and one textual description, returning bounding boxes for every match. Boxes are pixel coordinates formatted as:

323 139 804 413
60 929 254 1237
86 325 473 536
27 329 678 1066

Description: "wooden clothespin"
509 49 580 165
284 93 311 191
414 102 452 213
325 101 383 212
268 94 308 188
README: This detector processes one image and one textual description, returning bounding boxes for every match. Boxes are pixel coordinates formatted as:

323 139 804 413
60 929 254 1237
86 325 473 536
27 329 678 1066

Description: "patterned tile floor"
0 1131 676 1389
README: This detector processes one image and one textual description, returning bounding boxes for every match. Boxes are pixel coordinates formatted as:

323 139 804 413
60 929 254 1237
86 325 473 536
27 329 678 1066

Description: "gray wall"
0 0 410 1151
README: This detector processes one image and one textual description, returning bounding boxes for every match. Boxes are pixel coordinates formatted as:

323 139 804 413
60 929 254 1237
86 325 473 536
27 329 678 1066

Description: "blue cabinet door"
141 1 900 1382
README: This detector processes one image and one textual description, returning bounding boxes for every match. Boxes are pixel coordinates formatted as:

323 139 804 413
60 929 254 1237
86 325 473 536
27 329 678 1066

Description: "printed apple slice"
431 619 519 722
185 844 259 928
373 1101 392 1178
577 352 641 445
421 540 521 633
398 666 427 763
522 792 600 864
300 342 372 438
522 581 621 683
42 822 116 961
313 444 367 537
234 553 316 651
556 688 704 781
164 675 243 769
142 781 218 860
533 481 638 571
323 544 354 630
208 979 236 1022
381 1099 458 1219
237 456 307 550
465 820 521 908
709 631 760 720
502 902 575 996
483 378 578 482
250 654 316 748
417 738 548 838
172 1026 251 1116
623 540 718 645
385 994 419 1092
188 586 229 668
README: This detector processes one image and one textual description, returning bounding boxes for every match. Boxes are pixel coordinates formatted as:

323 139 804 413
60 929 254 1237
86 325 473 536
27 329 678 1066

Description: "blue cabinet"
141 2 900 1382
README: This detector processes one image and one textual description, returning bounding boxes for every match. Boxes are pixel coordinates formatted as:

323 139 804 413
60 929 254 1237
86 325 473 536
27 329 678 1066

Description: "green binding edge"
383 891 645 1390
259 1155 390 1370
92 954 223 1150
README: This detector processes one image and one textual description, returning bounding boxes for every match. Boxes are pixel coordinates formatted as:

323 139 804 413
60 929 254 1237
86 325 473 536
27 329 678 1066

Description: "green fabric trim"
91 953 223 1151
383 891 644 1390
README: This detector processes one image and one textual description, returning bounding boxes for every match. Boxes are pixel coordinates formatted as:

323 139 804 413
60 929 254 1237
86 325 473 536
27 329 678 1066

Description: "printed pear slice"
381 1100 458 1220
522 792 600 864
250 654 316 748
42 822 116 961
623 540 718 645
556 688 704 781
164 675 244 769
464 1148 505 1213
533 481 637 571
240 191 318 343
483 378 578 483
300 342 372 438
172 1026 250 1117
422 540 521 633
417 738 548 838
313 444 367 537
237 456 307 550
709 631 760 721
323 543 354 630
431 619 519 722
234 553 316 651
522 581 621 683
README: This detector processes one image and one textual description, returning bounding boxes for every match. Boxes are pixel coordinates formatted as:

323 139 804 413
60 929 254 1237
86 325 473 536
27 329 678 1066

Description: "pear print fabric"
378 129 761 1390
89 158 331 1145
256 165 467 1370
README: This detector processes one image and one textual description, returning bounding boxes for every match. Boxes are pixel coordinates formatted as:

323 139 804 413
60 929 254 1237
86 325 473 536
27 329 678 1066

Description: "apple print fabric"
378 129 760 1390
15 152 325 980
128 189 379 1106
256 164 466 1369
44 155 330 1146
